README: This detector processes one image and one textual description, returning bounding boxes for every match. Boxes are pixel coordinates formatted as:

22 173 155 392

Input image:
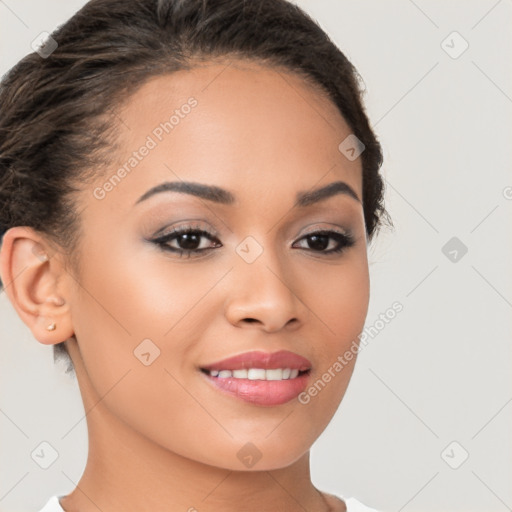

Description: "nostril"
243 318 258 323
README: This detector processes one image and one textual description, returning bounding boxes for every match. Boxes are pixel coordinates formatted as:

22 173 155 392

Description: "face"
64 59 370 470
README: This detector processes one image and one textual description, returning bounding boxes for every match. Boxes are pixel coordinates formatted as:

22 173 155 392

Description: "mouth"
200 362 311 407
198 350 312 406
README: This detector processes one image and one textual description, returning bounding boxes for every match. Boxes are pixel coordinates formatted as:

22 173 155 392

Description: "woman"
0 0 390 510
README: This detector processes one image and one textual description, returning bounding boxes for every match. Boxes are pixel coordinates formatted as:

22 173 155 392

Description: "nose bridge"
224 232 304 331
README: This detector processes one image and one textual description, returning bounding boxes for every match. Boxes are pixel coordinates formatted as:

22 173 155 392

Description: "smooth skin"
0 59 370 512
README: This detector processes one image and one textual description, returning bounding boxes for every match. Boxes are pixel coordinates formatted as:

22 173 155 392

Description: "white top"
38 494 379 511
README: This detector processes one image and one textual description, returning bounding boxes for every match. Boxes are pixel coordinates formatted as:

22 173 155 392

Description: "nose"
223 250 306 332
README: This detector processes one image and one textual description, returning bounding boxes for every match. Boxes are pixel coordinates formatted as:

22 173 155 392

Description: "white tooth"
266 368 283 380
210 368 300 380
247 368 266 380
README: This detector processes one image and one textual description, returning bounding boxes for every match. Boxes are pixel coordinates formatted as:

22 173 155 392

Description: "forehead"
119 59 351 143
92 59 362 212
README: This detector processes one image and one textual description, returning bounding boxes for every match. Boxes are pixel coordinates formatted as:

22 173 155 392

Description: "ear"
0 226 75 345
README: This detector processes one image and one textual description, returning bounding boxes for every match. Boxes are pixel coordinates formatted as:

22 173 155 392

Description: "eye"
151 226 221 258
292 229 356 255
150 226 356 259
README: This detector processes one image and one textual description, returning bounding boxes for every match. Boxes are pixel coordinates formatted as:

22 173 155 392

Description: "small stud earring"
47 322 57 331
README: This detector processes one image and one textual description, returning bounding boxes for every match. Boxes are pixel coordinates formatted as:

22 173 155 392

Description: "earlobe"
0 226 75 345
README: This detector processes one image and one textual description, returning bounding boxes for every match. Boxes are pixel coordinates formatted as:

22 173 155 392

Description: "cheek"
308 247 370 345
66 237 223 428
66 240 185 398
68 257 205 459
296 249 369 417
71 234 205 343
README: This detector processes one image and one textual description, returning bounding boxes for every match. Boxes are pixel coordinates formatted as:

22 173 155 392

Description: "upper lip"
200 350 312 372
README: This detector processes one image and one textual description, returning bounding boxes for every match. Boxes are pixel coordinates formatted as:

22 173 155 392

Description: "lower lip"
200 370 310 406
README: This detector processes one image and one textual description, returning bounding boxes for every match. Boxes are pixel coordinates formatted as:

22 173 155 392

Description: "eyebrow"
134 180 360 207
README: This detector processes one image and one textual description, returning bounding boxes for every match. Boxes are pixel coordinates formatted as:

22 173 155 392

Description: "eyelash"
151 224 356 259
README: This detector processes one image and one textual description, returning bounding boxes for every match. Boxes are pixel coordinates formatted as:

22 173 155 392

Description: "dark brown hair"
0 0 391 375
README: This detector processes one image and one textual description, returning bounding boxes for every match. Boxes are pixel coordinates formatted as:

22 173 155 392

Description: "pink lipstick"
199 350 312 406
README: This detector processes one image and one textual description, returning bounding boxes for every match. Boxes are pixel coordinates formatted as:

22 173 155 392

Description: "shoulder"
344 496 380 512
37 495 65 512
322 491 380 512
39 492 379 512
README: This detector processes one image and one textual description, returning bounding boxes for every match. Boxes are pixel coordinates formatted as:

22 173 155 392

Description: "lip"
200 370 310 406
198 350 312 407
199 350 312 372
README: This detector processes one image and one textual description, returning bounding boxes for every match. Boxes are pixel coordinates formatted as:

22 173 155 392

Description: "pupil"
308 234 328 251
179 233 200 250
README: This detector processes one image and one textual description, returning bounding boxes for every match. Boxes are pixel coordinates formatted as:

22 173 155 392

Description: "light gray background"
1 1 511 511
